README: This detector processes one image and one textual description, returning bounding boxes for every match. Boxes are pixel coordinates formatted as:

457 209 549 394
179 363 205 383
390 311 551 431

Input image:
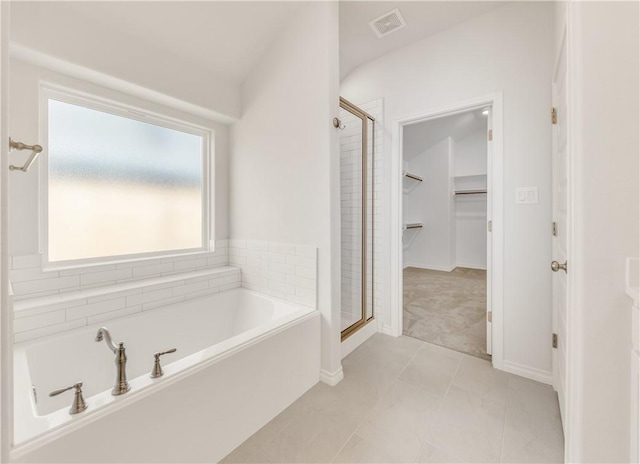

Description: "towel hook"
333 118 346 130
9 137 44 172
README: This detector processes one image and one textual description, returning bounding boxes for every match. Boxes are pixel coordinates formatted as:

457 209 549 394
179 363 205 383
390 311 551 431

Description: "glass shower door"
339 98 374 340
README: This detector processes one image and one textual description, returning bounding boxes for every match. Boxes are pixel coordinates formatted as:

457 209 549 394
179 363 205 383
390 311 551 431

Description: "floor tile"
452 355 510 405
500 377 564 463
356 379 442 462
221 335 565 464
399 342 462 397
428 385 506 463
332 434 398 463
417 442 464 463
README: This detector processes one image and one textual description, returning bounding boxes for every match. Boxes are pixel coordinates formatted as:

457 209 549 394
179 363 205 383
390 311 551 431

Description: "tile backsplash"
229 240 317 309
11 239 319 343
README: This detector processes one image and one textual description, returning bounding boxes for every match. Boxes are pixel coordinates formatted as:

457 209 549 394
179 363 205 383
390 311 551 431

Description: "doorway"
390 93 505 367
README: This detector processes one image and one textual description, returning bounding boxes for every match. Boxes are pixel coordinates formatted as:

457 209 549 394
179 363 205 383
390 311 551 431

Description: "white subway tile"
66 298 126 320
269 262 295 275
295 266 316 279
143 280 184 292
185 288 218 301
127 288 172 306
172 281 209 296
12 275 80 295
269 243 296 255
132 262 174 278
10 268 58 283
207 255 228 267
88 289 142 304
285 255 315 269
59 264 118 277
14 319 86 343
219 282 240 292
88 305 142 325
14 310 66 333
261 252 286 263
286 275 316 290
81 268 133 286
174 258 208 272
14 298 88 319
246 240 269 251
143 295 185 311
229 239 246 248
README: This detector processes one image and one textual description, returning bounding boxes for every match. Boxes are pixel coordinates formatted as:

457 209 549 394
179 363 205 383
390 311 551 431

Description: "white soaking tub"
13 288 320 463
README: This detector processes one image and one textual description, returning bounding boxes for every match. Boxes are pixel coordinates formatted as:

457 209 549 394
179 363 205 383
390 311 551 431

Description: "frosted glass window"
47 99 205 262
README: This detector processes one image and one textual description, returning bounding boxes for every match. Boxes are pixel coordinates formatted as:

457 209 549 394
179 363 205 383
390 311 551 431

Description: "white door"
551 28 569 429
486 110 493 355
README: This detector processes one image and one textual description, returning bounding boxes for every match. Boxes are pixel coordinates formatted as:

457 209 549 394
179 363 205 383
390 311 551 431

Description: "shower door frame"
340 97 375 341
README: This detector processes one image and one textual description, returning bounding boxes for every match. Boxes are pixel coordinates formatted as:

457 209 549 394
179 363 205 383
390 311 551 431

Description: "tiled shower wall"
339 99 383 327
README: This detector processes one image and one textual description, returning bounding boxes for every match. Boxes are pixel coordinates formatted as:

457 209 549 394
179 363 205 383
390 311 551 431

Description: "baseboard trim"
377 322 395 336
319 367 344 386
501 360 552 385
456 263 487 271
403 263 456 272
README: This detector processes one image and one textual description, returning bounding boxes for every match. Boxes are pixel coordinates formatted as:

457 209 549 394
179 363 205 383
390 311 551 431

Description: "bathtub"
13 288 321 462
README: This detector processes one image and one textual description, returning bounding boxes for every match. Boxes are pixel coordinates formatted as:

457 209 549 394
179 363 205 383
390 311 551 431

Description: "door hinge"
487 311 492 323
551 107 558 125
552 333 558 348
487 220 492 232
488 129 493 141
552 221 558 237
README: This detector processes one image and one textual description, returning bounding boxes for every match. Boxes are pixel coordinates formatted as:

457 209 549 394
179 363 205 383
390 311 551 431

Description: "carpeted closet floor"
403 267 490 360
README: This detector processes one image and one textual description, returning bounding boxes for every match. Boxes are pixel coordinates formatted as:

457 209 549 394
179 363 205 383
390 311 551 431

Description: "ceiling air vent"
369 8 407 38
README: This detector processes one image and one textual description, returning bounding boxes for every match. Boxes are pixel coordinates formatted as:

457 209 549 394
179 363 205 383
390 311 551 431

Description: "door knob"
551 260 567 273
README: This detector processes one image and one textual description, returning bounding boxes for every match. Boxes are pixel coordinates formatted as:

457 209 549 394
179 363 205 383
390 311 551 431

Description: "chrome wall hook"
9 137 44 172
333 118 346 130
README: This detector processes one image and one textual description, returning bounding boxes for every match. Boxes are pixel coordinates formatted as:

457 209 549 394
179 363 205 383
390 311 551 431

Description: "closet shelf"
403 172 423 182
403 223 424 230
403 171 423 194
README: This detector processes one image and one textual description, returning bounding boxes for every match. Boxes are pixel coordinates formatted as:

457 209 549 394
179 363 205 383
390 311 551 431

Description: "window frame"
39 83 213 269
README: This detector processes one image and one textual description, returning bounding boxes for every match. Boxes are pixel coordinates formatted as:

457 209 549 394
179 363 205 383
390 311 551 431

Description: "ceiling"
403 109 487 159
340 1 506 79
12 2 507 93
10 1 301 85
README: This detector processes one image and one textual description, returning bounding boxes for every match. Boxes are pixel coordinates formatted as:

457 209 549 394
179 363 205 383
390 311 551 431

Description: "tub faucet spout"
95 327 130 396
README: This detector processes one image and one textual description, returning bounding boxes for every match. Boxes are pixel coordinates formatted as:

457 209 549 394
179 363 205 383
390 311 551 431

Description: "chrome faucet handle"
49 381 88 415
150 348 177 379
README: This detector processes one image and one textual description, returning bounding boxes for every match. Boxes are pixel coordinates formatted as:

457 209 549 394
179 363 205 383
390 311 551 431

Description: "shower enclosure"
338 98 375 340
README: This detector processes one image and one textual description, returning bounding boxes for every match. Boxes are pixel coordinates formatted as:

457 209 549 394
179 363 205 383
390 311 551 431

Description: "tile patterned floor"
403 267 490 361
222 334 564 463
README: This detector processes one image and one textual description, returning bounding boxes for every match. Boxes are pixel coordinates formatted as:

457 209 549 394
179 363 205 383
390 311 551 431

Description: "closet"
402 114 488 271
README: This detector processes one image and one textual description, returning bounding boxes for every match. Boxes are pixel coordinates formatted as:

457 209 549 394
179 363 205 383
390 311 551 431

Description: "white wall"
570 2 639 461
8 58 231 256
454 130 487 270
454 129 487 177
230 2 341 379
342 2 554 375
404 137 454 271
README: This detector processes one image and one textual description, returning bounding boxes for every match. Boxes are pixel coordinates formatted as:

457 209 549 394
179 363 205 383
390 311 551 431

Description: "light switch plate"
515 187 539 204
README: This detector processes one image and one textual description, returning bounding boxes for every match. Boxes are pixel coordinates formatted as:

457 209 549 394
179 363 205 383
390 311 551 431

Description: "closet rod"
454 190 487 195
403 172 423 182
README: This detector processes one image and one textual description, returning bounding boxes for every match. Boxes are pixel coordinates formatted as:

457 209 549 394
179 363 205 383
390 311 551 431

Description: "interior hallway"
223 333 563 463
404 267 489 360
